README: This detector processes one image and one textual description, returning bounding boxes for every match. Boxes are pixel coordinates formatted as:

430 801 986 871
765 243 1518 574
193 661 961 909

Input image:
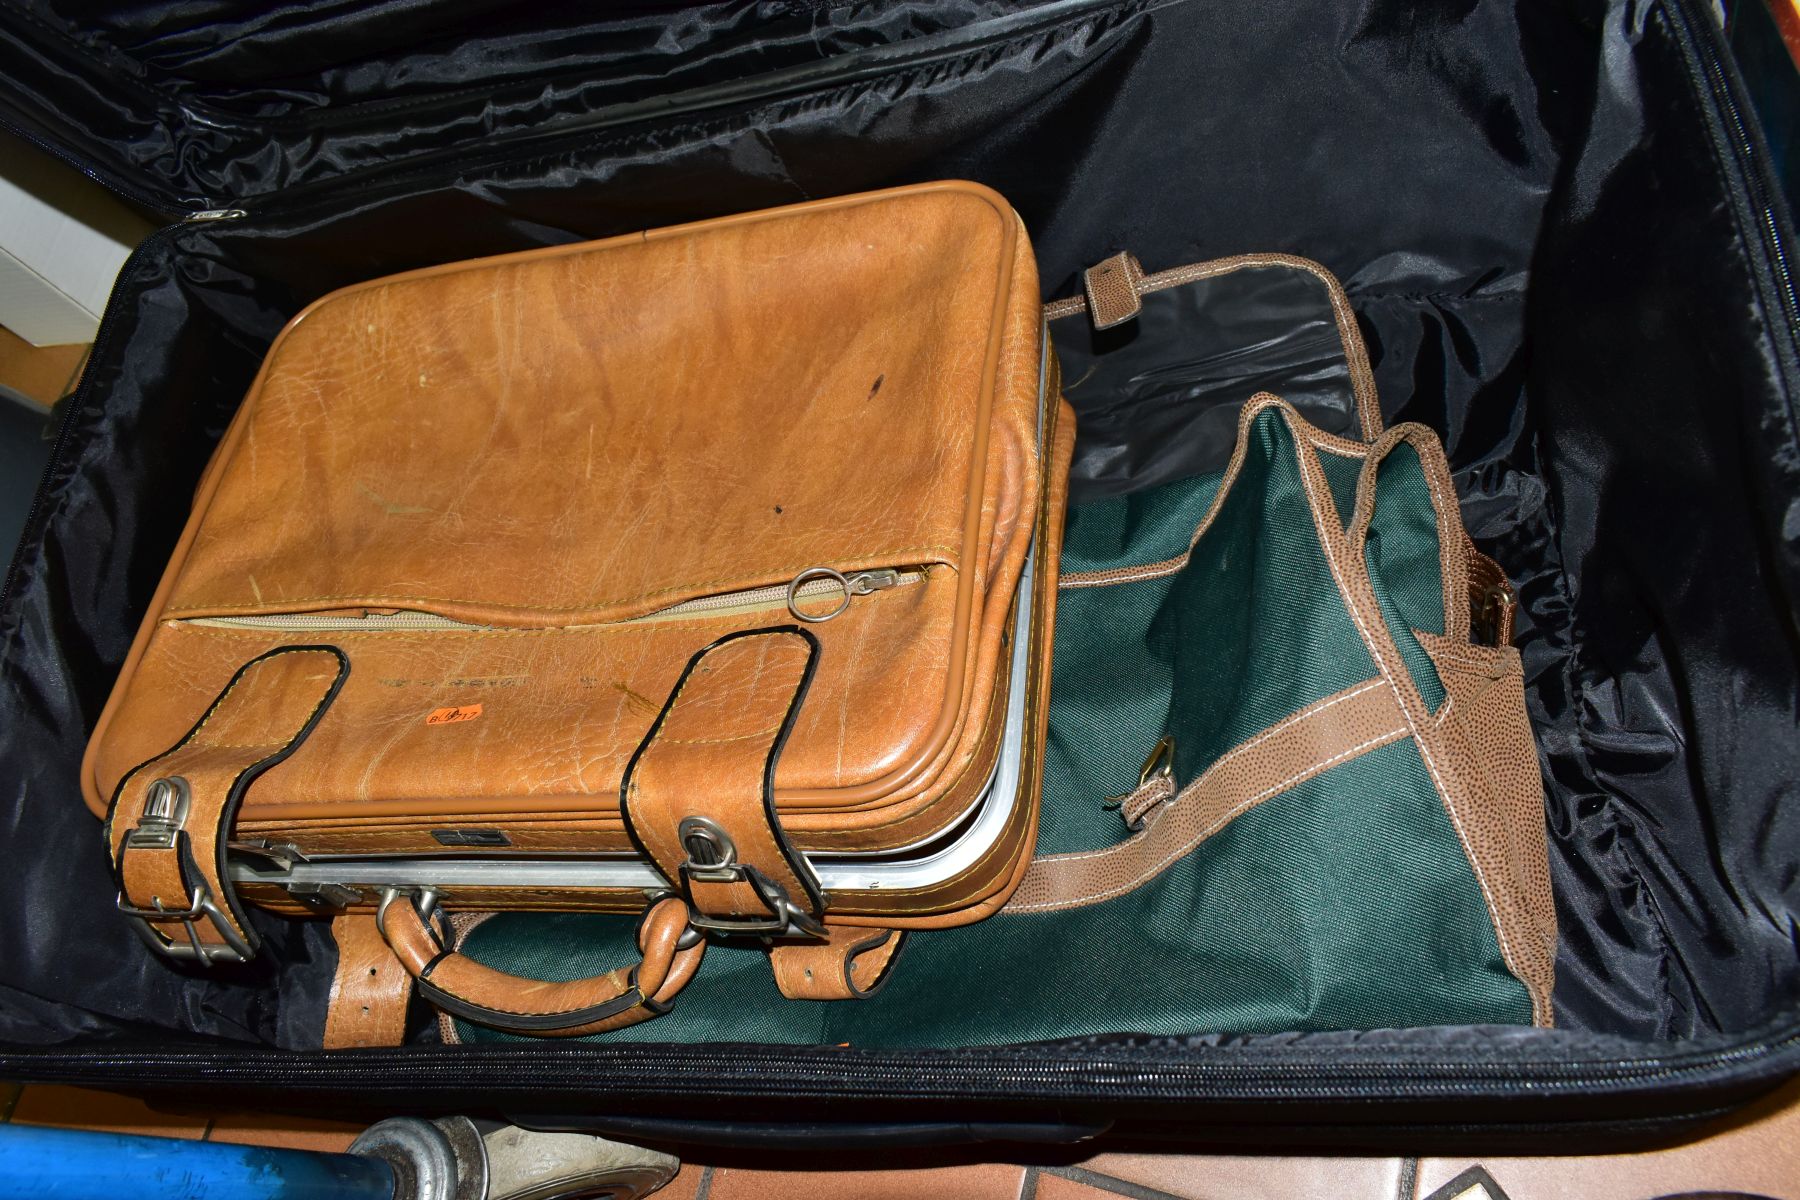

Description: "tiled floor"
3 1078 1798 1199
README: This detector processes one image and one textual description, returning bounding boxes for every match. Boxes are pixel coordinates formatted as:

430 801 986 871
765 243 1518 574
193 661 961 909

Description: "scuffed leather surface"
109 647 347 956
321 912 412 1049
163 189 1013 624
84 184 1051 880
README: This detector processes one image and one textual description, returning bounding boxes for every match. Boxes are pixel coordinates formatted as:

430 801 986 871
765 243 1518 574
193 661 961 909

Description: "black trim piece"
844 929 906 1000
417 975 648 1034
4 1020 1800 1113
531 1115 1114 1149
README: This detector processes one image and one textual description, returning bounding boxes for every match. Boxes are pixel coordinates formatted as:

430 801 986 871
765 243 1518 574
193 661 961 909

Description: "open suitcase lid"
4 0 1800 1149
0 0 1081 215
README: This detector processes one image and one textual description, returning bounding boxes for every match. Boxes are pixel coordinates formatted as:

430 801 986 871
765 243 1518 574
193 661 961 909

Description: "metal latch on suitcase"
116 777 257 964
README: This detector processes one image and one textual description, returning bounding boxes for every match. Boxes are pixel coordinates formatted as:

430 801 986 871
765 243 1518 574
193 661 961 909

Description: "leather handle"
378 894 703 1037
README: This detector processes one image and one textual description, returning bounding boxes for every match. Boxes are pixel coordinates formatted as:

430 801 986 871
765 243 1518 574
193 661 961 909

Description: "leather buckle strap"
107 646 350 966
674 814 827 938
117 879 256 965
622 627 827 941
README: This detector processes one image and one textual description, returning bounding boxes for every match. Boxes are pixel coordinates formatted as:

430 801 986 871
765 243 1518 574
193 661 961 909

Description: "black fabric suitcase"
2 0 1799 1152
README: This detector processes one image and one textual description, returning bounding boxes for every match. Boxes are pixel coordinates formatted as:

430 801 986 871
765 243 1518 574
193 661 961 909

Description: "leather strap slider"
1082 251 1146 330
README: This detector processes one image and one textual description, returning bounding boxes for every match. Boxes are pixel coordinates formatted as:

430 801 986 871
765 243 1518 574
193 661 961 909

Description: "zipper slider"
787 566 915 622
846 569 903 595
185 207 248 222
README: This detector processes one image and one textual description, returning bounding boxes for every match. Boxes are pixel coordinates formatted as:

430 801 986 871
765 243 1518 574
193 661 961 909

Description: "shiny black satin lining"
0 0 1052 206
0 0 1796 1061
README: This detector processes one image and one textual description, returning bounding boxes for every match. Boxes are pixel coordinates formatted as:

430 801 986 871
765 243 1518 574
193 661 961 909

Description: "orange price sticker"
426 704 483 725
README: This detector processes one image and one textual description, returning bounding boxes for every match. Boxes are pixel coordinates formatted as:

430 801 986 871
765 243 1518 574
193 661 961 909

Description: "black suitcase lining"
0 0 1797 1127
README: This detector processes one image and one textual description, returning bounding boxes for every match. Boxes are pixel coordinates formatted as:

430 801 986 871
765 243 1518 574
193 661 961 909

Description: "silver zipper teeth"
184 568 924 632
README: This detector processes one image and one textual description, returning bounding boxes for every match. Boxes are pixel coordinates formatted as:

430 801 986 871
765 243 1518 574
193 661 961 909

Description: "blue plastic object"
0 1124 396 1200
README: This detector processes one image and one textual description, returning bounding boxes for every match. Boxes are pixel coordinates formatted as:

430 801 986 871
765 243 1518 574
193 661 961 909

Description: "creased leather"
380 895 702 1037
622 629 821 919
82 182 1060 938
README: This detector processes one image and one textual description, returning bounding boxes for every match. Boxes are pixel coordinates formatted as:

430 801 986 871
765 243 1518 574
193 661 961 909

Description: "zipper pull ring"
786 567 905 623
787 567 855 623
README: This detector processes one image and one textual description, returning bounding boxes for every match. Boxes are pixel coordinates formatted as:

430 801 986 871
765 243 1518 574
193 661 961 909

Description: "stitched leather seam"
114 648 345 948
1290 427 1542 1024
239 587 1021 851
1418 646 1517 674
1347 424 1469 645
1031 682 1388 870
422 980 640 1020
168 544 960 616
658 724 785 745
1044 252 1384 442
1010 727 1410 911
627 631 813 902
164 574 927 641
176 648 340 747
1059 400 1371 590
1203 678 1385 759
184 739 292 752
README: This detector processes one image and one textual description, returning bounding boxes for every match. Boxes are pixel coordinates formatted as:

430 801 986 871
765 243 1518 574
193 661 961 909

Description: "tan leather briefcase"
83 181 1073 1041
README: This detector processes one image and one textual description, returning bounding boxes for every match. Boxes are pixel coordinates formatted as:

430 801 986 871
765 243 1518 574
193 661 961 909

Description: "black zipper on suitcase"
4 1020 1799 1109
1663 0 1800 399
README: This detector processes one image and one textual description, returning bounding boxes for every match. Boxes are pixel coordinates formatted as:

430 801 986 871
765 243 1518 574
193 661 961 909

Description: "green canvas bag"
442 254 1557 1047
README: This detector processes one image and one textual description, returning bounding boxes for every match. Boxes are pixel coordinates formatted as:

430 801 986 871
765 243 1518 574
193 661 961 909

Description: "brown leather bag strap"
323 912 415 1048
106 646 349 965
769 926 905 1000
620 626 827 939
378 893 703 1037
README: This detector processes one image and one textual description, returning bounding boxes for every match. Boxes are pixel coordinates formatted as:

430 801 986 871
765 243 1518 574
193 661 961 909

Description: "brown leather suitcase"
83 182 1073 1037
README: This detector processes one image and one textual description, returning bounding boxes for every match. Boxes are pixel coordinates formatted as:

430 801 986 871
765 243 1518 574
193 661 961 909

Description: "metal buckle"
377 886 443 935
122 776 191 851
1474 581 1518 646
683 880 827 938
115 776 254 965
117 883 254 965
1103 734 1176 811
676 816 825 939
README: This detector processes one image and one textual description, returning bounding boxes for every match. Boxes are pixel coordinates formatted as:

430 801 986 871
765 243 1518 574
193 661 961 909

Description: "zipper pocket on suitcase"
179 566 927 632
